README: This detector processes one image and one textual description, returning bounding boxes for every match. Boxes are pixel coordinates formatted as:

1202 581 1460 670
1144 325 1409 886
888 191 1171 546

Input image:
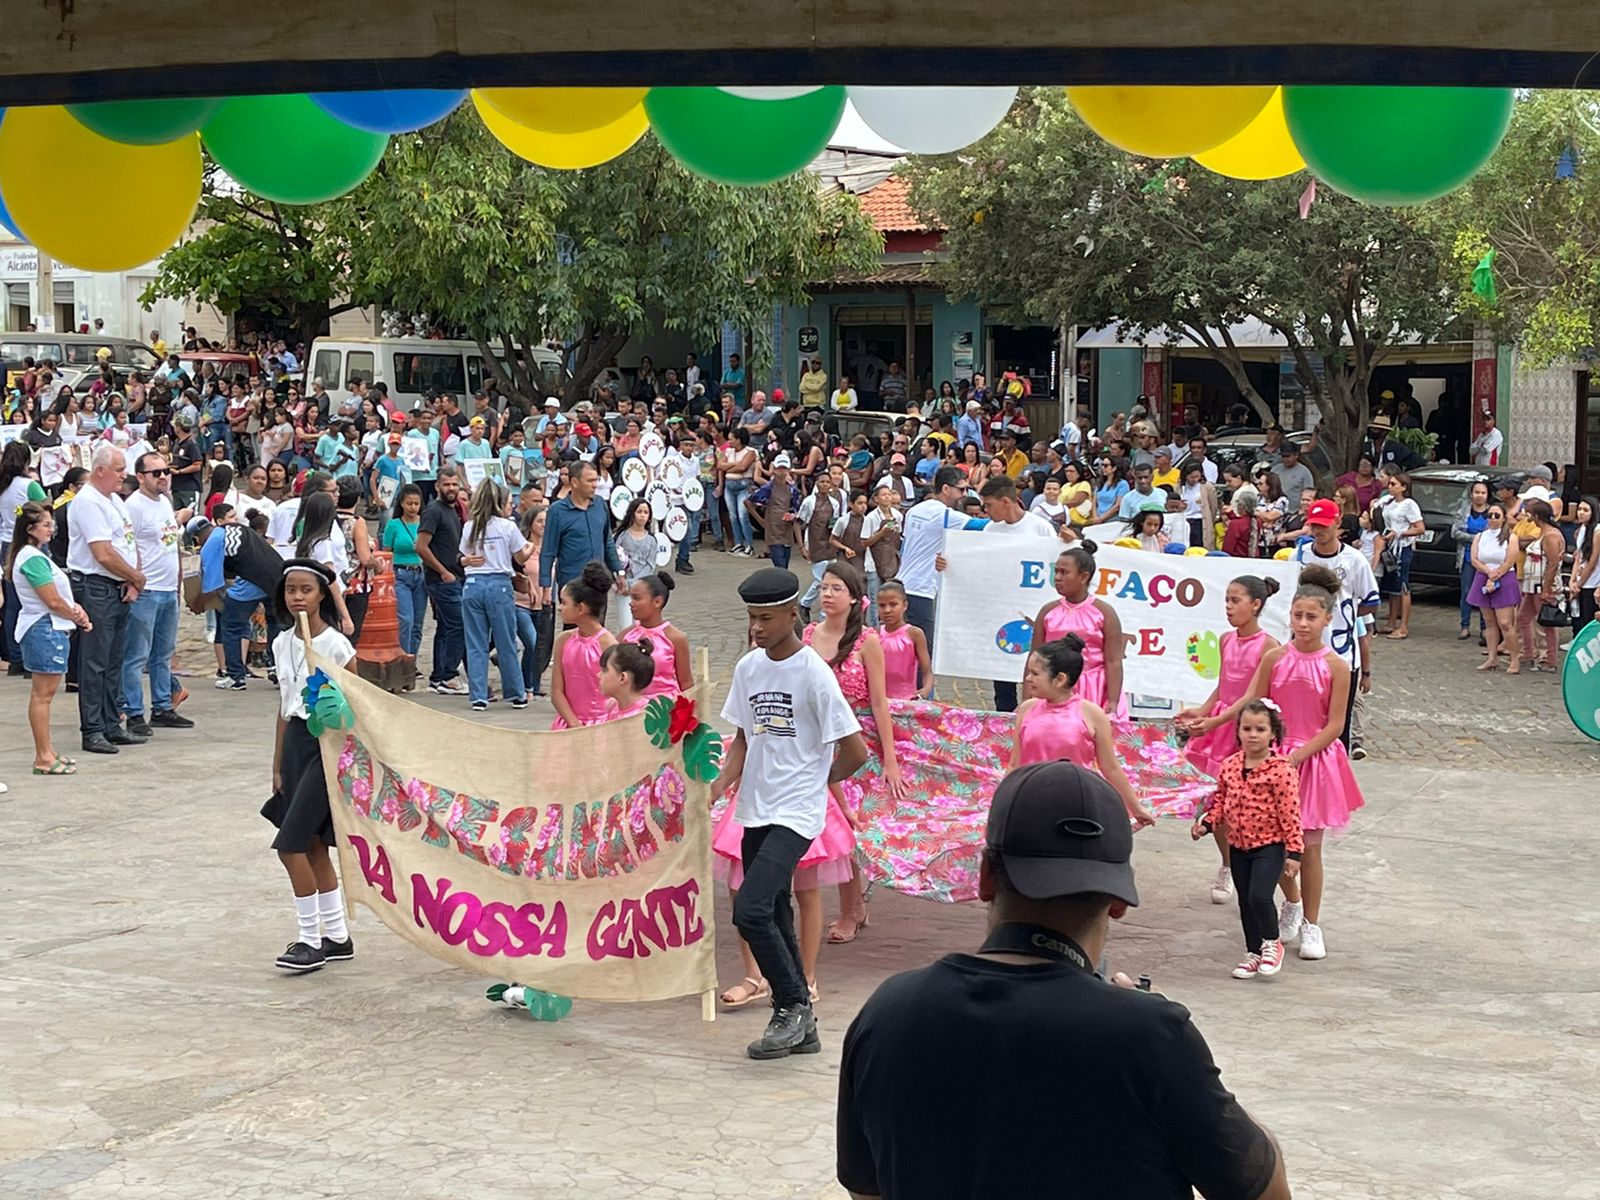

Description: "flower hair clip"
1258 698 1281 712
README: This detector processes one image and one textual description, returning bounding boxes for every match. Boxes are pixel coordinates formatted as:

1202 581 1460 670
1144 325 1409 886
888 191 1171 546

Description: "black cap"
985 762 1139 906
737 567 801 607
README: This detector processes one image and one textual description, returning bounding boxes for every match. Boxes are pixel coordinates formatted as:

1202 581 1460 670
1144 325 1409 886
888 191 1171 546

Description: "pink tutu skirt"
1286 737 1365 831
1183 701 1237 778
712 789 856 890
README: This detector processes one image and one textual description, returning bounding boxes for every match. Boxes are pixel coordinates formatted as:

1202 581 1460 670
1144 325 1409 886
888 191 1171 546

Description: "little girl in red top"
1192 699 1303 981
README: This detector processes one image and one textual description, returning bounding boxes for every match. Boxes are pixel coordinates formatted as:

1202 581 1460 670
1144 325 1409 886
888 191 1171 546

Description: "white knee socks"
294 894 321 948
318 887 349 942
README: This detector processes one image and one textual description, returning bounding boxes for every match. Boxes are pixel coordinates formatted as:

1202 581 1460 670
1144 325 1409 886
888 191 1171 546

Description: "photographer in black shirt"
837 761 1291 1200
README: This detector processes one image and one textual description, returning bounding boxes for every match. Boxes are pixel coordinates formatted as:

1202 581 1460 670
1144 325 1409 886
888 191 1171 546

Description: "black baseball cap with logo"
985 762 1139 906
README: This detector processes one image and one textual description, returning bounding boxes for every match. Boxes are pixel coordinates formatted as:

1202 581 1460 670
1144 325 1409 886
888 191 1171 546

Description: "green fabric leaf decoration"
681 724 723 783
643 695 675 749
312 681 356 733
1472 248 1498 305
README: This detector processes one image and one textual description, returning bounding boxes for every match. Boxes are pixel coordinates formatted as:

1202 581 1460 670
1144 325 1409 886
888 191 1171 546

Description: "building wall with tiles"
1508 360 1579 467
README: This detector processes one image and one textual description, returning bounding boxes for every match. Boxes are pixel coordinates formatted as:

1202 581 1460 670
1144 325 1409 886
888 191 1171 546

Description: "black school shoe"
150 709 195 729
747 1003 821 1060
126 717 154 738
274 942 326 972
321 936 355 962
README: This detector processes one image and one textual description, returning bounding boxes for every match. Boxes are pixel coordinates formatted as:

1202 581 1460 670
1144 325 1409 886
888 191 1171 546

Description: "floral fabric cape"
747 701 1214 904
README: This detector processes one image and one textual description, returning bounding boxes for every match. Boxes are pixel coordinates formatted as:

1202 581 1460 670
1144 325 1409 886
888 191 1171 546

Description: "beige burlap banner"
312 651 718 1009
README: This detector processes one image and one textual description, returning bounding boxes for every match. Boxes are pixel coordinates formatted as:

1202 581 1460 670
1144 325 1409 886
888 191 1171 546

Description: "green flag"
1472 249 1498 306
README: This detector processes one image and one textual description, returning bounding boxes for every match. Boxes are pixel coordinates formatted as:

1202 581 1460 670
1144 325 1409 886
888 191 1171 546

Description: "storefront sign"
1562 622 1600 741
798 325 819 355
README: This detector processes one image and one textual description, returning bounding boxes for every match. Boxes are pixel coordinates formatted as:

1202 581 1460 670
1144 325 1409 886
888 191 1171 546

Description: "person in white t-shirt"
1469 413 1504 466
713 567 867 1061
1292 501 1379 759
68 445 147 754
898 466 984 670
977 474 1064 711
459 479 534 710
122 451 197 735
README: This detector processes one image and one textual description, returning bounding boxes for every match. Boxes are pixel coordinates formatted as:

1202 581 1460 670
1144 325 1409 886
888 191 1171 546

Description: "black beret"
737 568 801 607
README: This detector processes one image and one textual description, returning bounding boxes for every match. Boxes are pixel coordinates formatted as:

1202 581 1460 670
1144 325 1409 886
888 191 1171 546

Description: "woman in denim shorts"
9 501 92 775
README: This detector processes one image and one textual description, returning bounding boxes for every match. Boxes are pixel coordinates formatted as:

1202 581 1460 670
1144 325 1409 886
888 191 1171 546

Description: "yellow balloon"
473 92 645 170
0 106 200 272
476 87 648 134
1067 85 1275 157
1194 89 1306 180
1112 537 1143 550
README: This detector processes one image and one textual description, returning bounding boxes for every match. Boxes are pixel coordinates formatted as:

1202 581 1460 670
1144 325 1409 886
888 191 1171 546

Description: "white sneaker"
1209 864 1234 904
1298 923 1326 960
1278 899 1304 944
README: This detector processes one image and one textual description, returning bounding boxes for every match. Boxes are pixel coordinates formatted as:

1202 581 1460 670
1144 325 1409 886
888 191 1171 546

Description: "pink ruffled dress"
1039 597 1129 720
1269 644 1365 831
621 621 682 701
550 628 610 730
1015 696 1097 769
1184 629 1270 778
712 625 869 889
878 622 920 701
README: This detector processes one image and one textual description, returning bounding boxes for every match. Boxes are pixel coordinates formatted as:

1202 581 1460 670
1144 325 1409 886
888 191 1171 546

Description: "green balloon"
68 98 221 145
645 87 846 186
202 94 388 205
1282 86 1513 206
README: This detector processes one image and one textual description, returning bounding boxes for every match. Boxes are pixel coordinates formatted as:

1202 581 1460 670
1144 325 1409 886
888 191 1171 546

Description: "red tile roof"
856 175 930 234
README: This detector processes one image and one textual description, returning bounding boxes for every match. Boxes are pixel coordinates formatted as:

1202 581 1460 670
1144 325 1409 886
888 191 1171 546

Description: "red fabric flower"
667 695 700 743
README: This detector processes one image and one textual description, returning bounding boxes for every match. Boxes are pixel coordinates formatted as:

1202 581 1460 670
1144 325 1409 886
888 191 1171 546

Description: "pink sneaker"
1256 940 1285 977
1231 954 1261 980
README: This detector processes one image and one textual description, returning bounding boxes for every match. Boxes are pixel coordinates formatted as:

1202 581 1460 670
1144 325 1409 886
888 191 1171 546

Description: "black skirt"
261 716 334 853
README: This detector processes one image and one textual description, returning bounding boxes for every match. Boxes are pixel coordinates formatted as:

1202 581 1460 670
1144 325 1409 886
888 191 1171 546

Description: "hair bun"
1080 538 1098 554
656 571 676 593
637 637 655 656
580 561 614 591
1263 577 1281 597
1061 632 1085 652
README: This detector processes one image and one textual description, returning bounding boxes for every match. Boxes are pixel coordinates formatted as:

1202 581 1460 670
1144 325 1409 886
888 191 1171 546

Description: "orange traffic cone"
354 551 416 692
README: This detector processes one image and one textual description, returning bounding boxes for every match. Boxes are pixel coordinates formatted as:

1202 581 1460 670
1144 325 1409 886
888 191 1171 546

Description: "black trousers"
75 574 131 738
992 679 1018 712
1575 588 1597 637
1230 842 1288 954
533 606 555 686
732 824 812 1009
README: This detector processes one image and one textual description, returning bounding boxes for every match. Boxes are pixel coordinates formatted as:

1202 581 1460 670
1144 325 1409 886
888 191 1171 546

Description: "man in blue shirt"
955 399 987 452
722 353 746 409
1117 465 1169 520
190 511 286 690
539 461 623 600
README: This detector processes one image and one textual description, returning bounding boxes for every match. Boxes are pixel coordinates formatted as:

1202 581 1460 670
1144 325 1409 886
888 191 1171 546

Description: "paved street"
3 554 1599 1199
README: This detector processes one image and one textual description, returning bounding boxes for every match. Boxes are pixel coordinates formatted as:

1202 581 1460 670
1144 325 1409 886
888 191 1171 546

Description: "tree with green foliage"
906 89 1462 471
146 114 881 404
140 162 370 350
1439 90 1600 367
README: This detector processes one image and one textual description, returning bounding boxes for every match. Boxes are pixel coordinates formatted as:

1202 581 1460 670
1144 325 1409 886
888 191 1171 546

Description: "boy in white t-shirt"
713 567 867 1061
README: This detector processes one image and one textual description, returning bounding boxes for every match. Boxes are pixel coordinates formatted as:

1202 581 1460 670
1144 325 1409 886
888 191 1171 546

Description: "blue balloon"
0 108 21 239
309 89 466 134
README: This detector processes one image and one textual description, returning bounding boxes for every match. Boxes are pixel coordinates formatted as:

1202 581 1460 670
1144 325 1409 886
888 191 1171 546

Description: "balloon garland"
0 83 1523 272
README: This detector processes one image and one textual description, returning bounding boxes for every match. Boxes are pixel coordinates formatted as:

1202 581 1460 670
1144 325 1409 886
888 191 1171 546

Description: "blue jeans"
724 478 754 548
122 589 178 716
677 508 700 568
426 577 465 684
514 605 541 692
800 558 828 610
770 543 792 570
463 574 525 704
220 592 260 683
392 565 427 656
700 490 723 543
1459 556 1481 631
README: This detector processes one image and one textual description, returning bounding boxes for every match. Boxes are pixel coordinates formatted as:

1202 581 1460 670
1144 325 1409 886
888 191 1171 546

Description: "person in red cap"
570 422 599 459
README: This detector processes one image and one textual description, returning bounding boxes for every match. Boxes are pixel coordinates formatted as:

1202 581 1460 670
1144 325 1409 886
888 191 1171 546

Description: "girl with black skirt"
264 558 357 972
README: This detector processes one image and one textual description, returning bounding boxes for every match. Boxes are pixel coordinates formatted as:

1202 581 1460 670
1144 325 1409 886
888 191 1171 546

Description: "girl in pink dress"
597 640 654 721
874 580 931 700
1010 635 1153 827
622 570 694 700
1176 575 1282 906
1201 565 1362 964
549 563 617 729
1032 541 1128 720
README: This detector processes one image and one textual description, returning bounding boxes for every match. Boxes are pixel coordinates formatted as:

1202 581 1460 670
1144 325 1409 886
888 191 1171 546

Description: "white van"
306 337 566 412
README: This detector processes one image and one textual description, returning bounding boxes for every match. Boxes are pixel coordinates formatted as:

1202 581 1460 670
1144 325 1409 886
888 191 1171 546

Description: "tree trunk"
474 334 547 410
294 302 331 362
568 326 631 405
1199 344 1274 426
1309 358 1369 477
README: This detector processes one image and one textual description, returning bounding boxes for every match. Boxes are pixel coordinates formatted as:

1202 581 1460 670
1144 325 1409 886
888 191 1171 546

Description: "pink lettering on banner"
410 873 569 959
1138 628 1166 656
348 833 397 905
585 879 706 961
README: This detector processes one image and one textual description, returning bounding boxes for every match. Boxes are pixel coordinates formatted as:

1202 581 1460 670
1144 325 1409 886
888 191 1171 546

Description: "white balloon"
848 86 1017 154
718 86 823 101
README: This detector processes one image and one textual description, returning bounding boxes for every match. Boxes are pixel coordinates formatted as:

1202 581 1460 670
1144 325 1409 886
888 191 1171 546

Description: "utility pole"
35 245 52 332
